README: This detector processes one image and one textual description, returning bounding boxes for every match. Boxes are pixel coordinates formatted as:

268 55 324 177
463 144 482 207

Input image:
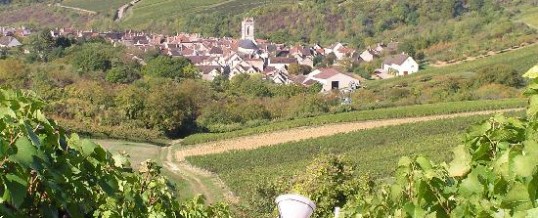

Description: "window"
331 81 339 89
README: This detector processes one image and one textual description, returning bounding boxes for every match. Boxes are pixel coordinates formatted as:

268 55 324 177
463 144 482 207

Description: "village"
1 18 420 93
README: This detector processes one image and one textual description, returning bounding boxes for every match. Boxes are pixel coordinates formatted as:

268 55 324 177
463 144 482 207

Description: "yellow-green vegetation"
62 0 130 15
120 0 296 31
367 43 538 88
94 139 164 166
517 7 538 29
181 98 526 145
0 89 231 217
186 112 523 215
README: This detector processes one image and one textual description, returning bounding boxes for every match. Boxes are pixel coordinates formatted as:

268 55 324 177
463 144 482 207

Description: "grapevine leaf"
523 207 538 217
398 156 412 167
512 155 536 178
4 174 28 209
458 171 483 197
522 65 538 79
527 95 538 119
0 107 16 119
9 137 37 168
501 182 532 211
24 123 41 148
448 144 471 177
523 140 538 157
415 156 432 171
113 154 130 168
403 203 426 218
493 149 511 179
80 139 98 157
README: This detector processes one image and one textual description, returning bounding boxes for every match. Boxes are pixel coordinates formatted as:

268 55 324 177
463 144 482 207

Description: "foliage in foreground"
340 65 538 217
0 89 230 217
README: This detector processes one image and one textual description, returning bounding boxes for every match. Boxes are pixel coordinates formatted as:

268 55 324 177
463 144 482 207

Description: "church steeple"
241 17 255 41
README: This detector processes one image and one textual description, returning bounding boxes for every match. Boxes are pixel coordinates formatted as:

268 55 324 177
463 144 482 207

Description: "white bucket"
275 194 316 218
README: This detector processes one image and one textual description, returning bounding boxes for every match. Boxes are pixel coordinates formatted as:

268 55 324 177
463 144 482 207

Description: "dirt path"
162 146 238 204
176 108 522 160
54 3 97 15
115 0 142 21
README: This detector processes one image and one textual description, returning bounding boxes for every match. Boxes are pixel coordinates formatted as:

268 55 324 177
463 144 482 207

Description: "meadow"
186 112 524 201
181 98 525 145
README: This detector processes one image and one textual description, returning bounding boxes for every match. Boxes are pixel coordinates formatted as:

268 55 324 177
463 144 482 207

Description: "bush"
473 83 520 100
476 64 526 88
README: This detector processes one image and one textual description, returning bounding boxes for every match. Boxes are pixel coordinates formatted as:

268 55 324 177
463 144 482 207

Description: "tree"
288 63 312 75
71 43 113 73
142 55 196 80
28 29 55 62
142 80 197 136
106 63 141 84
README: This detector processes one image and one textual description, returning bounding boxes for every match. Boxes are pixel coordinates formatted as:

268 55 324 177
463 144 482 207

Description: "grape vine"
0 89 231 217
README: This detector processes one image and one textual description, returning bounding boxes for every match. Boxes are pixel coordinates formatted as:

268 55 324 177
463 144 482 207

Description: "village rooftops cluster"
0 26 28 48
9 18 420 93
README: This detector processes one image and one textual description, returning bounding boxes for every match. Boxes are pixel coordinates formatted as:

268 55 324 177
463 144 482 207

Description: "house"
197 65 222 81
329 43 355 60
359 49 377 62
0 36 22 48
268 57 297 70
307 68 361 92
382 54 419 76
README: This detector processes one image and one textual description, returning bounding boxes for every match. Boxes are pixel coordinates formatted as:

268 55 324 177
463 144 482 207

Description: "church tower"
241 17 255 41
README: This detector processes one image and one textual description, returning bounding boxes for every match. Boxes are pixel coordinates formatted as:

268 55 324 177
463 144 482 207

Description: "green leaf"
527 95 538 119
524 207 538 218
415 156 432 171
502 182 532 211
4 174 28 209
523 65 538 79
449 144 472 177
398 156 412 167
80 139 98 157
9 137 37 167
24 123 41 148
459 171 483 197
513 155 536 178
113 154 130 168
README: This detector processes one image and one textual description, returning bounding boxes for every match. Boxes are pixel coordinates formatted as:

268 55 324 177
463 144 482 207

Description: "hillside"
2 0 536 62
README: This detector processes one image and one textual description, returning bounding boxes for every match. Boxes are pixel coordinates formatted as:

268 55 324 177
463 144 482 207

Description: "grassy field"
517 7 538 29
181 98 526 145
366 42 538 89
187 111 524 202
62 0 130 14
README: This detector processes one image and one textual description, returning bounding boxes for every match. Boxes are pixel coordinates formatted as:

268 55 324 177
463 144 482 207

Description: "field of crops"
181 98 525 145
62 0 130 14
367 43 538 89
187 111 524 201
